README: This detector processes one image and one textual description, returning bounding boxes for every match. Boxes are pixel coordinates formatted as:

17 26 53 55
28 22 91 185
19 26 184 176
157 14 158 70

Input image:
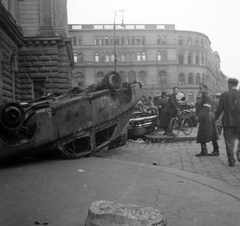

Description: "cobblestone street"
96 134 240 189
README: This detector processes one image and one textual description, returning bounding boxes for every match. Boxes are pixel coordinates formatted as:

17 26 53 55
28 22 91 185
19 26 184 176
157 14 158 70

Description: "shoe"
196 151 208 157
208 150 220 156
166 132 174 136
228 159 236 167
236 152 240 162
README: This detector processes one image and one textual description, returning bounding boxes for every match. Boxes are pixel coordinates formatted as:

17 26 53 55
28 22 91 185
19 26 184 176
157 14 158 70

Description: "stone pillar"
38 0 55 36
53 0 68 37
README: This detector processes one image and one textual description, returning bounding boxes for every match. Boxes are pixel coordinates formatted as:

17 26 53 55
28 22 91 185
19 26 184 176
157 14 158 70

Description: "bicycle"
169 110 193 137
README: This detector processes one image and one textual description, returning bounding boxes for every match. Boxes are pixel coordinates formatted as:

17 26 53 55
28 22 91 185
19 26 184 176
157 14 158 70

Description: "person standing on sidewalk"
165 87 180 135
159 91 169 134
196 83 219 157
215 78 240 167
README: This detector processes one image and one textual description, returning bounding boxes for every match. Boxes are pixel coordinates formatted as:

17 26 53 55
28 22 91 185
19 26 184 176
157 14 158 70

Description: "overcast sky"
67 0 240 81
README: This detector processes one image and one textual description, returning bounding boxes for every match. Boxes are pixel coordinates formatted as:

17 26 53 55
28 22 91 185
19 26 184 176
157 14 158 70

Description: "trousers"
223 126 240 163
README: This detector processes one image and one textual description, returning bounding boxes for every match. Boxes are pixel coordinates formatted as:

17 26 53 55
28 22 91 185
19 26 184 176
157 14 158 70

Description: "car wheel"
103 71 123 92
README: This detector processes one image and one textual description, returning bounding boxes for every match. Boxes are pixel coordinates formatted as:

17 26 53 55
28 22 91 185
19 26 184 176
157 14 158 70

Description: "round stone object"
85 200 167 226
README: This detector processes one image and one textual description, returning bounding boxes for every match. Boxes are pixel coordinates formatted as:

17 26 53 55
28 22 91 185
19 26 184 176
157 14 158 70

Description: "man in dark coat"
159 91 168 134
215 78 240 167
196 83 219 157
165 87 180 135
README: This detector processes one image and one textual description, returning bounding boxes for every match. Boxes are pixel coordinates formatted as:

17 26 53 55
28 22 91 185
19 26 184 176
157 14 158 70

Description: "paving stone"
85 200 167 226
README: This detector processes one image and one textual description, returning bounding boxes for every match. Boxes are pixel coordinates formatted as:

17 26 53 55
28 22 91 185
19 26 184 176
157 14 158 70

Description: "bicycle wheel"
169 117 179 137
182 117 193 135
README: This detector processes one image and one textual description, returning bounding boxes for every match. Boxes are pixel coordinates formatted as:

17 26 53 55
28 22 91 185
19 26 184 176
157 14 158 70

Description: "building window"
78 52 83 63
126 36 130 45
188 56 192 65
73 36 77 46
116 52 120 62
119 71 126 82
178 36 183 45
195 38 199 45
96 71 104 84
95 53 99 62
189 92 194 102
131 36 135 45
196 56 199 65
142 52 146 61
100 36 104 45
94 37 98 45
128 71 136 83
137 52 141 61
110 53 114 62
159 70 167 84
115 36 119 45
187 37 192 45
162 51 167 61
78 36 82 45
105 53 110 62
121 53 126 62
179 73 185 84
188 73 194 84
110 36 114 45
121 36 125 45
105 36 109 45
139 71 147 85
157 52 162 61
202 74 205 83
131 52 136 62
100 53 104 62
75 72 84 87
74 52 78 62
142 36 145 45
196 73 200 84
157 36 161 45
136 36 141 45
33 80 45 98
162 36 166 44
178 55 184 64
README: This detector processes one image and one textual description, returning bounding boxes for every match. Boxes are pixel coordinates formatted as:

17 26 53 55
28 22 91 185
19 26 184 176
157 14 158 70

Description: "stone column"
38 0 55 36
53 0 68 37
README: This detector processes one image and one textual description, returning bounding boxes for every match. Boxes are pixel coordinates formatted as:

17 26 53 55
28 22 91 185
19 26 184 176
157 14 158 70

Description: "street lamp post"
113 10 124 72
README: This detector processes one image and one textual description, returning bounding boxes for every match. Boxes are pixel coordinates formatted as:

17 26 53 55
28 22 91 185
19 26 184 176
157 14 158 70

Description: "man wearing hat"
215 78 240 167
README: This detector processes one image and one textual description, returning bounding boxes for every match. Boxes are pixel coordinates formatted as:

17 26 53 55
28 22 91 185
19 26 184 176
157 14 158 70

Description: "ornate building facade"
68 23 227 102
0 0 73 104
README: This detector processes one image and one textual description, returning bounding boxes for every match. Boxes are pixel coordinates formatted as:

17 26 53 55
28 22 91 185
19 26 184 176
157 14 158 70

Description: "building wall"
0 1 73 105
69 24 228 103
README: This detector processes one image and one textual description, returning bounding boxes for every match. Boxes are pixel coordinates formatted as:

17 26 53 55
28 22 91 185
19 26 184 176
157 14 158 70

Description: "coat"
159 96 168 128
165 93 179 117
197 92 219 143
197 107 219 143
215 88 240 127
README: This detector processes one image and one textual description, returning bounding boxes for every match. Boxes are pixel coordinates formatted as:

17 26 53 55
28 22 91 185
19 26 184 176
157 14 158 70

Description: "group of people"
198 78 240 167
153 78 240 167
154 87 181 135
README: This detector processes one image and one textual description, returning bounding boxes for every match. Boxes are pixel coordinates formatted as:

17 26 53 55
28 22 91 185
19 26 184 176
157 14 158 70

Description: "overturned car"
0 72 142 159
127 106 158 138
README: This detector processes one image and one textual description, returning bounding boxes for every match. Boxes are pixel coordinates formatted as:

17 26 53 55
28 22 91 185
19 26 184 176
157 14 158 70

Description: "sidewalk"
144 126 198 143
1 153 240 226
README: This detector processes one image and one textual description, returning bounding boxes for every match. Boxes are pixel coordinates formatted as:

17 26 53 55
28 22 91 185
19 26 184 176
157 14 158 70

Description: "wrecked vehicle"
127 106 158 138
0 71 142 159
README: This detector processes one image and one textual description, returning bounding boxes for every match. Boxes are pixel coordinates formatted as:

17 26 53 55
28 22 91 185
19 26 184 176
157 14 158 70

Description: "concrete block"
85 200 167 226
